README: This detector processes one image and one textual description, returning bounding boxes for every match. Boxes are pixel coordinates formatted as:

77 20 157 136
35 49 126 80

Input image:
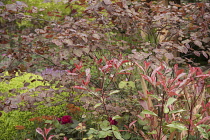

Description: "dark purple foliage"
108 117 118 125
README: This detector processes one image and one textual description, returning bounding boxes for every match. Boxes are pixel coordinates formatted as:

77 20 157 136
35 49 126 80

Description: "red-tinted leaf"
44 127 53 136
0 40 8 44
196 116 210 125
48 135 55 140
95 88 102 92
129 120 137 128
84 68 91 85
55 15 62 17
73 86 86 90
45 35 53 38
144 61 151 70
176 69 184 77
74 61 83 70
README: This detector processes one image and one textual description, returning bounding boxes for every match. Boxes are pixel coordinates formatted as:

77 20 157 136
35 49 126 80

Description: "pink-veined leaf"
195 74 210 78
151 66 162 78
129 120 137 128
174 72 186 81
83 68 91 86
73 86 86 90
144 61 151 70
44 127 53 136
134 61 145 73
63 137 68 140
36 128 45 139
48 135 55 140
138 99 148 110
141 74 153 84
196 116 210 125
178 78 189 88
137 115 144 120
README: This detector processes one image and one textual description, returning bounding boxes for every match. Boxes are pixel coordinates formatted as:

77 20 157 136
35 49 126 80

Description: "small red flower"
58 115 73 124
108 117 118 125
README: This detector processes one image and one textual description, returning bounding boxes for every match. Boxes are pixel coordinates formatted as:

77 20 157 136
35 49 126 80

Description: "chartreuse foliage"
0 110 33 140
0 105 67 140
0 72 67 140
0 71 45 99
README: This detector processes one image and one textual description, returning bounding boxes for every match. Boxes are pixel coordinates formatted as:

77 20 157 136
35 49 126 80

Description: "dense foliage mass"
0 0 209 140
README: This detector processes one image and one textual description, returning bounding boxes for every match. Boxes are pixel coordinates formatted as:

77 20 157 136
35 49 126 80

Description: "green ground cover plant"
0 0 209 140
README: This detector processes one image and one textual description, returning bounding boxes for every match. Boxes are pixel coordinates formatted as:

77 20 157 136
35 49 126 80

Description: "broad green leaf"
167 122 188 131
197 126 208 139
100 120 110 131
123 132 131 139
119 81 135 89
109 90 120 95
148 130 157 134
119 81 127 89
98 131 110 138
164 105 169 113
112 125 119 131
169 109 186 114
165 97 177 107
112 115 121 120
87 128 98 135
137 119 148 125
94 103 102 109
141 110 158 116
113 131 124 140
149 94 162 101
143 126 150 130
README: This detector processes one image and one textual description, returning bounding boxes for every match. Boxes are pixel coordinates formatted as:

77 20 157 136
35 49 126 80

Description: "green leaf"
169 109 186 114
109 90 120 95
149 95 162 101
113 131 124 140
87 128 98 135
164 105 169 113
94 103 102 109
148 130 157 134
123 132 131 139
143 126 150 130
45 120 53 124
166 122 188 131
119 81 135 89
98 131 110 138
112 115 121 120
197 126 208 139
100 120 111 131
111 125 119 131
165 97 177 107
137 119 148 125
141 110 158 116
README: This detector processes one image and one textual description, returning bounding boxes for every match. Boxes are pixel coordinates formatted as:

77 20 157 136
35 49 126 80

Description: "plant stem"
158 91 165 140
